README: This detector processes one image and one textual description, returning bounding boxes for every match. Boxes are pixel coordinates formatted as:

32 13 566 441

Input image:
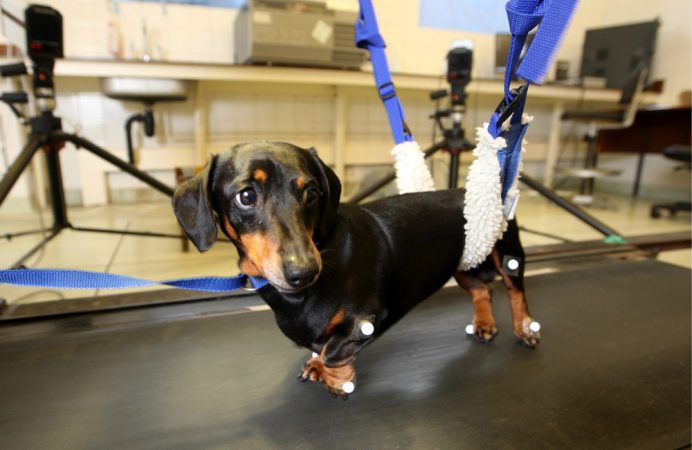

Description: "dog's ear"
172 155 218 252
307 148 341 244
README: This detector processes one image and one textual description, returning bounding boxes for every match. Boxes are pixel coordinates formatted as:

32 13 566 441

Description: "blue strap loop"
489 0 578 202
0 268 268 293
356 0 413 144
490 0 578 138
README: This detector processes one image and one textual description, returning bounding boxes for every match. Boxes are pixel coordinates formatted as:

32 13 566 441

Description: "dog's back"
334 189 467 324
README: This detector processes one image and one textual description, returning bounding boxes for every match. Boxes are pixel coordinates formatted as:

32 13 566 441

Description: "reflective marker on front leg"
465 324 475 335
312 352 318 358
529 321 541 333
507 258 520 271
341 381 355 394
360 320 374 336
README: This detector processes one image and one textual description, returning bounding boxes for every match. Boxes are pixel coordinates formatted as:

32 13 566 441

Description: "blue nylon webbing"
489 0 579 137
486 0 578 201
356 0 413 144
0 268 268 292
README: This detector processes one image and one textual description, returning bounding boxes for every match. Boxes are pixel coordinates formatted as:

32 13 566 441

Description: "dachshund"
172 141 540 398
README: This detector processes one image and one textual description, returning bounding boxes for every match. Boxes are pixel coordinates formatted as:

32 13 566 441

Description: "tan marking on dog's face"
306 229 323 272
295 176 306 189
222 216 239 241
253 169 268 184
238 232 290 289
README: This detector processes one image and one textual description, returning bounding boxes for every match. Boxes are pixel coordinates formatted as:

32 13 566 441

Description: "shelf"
54 58 647 103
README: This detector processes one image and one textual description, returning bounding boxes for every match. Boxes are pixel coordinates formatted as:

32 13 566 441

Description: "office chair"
650 145 691 218
559 65 649 204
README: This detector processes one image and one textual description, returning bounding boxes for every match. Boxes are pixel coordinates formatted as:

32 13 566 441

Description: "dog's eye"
235 188 258 209
303 187 319 206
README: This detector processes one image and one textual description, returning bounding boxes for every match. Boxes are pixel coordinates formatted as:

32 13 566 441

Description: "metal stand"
0 111 180 268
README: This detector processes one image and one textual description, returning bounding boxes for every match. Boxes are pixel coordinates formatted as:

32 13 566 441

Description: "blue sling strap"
489 0 579 202
356 0 413 145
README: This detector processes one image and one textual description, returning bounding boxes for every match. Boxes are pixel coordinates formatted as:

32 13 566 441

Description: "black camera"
446 41 473 106
25 4 63 61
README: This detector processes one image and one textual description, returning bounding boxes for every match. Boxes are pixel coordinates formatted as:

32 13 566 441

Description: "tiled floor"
1 192 690 306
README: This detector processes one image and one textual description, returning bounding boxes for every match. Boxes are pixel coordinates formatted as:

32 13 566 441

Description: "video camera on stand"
0 3 63 132
0 3 177 270
428 40 475 188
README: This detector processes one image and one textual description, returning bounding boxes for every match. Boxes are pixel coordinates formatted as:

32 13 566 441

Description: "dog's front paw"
465 320 498 343
298 353 356 398
516 316 541 348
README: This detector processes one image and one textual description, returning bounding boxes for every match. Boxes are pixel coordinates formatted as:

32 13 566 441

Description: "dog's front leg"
299 322 374 397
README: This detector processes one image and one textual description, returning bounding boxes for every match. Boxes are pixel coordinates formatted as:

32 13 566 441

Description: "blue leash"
0 268 268 292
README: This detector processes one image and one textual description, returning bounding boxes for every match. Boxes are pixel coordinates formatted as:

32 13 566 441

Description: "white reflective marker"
465 324 475 335
360 320 375 336
312 352 318 358
342 381 355 394
529 321 541 333
507 258 520 271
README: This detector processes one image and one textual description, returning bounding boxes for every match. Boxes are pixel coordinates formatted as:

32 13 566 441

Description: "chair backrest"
618 64 648 128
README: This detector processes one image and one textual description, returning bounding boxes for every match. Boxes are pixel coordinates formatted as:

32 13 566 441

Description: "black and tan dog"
173 141 540 397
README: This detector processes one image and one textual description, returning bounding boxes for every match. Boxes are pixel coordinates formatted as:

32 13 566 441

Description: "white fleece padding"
460 124 507 271
390 141 435 194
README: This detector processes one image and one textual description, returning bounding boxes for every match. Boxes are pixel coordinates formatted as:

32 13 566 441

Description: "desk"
597 107 691 195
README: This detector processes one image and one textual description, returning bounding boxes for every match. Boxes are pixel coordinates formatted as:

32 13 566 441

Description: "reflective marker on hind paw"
465 324 475 335
312 352 318 358
341 381 355 394
360 320 375 336
529 321 541 333
507 258 520 270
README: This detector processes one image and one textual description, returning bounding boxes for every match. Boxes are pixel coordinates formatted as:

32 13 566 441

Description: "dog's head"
172 142 341 293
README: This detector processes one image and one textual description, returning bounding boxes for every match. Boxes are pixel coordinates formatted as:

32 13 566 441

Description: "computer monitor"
580 20 659 89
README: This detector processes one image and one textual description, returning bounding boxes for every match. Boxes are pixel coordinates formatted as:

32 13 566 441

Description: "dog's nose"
284 259 319 289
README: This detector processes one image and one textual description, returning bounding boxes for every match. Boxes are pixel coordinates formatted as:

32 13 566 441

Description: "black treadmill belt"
0 259 689 449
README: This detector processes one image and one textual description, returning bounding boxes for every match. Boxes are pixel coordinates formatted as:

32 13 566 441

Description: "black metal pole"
72 226 187 240
448 151 460 189
125 114 144 165
519 173 622 238
633 152 645 197
0 135 43 206
44 148 69 229
11 229 60 268
57 132 175 197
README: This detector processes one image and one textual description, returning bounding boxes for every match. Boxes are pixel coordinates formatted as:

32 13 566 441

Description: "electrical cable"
95 219 130 297
3 289 66 317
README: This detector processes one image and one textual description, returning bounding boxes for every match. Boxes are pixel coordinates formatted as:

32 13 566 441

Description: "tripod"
0 88 180 269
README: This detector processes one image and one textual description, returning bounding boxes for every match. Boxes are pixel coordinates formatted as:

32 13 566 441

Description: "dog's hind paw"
465 322 498 343
518 317 541 348
298 353 356 398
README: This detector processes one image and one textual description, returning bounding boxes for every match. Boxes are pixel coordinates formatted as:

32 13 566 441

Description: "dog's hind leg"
491 220 541 347
455 267 498 343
